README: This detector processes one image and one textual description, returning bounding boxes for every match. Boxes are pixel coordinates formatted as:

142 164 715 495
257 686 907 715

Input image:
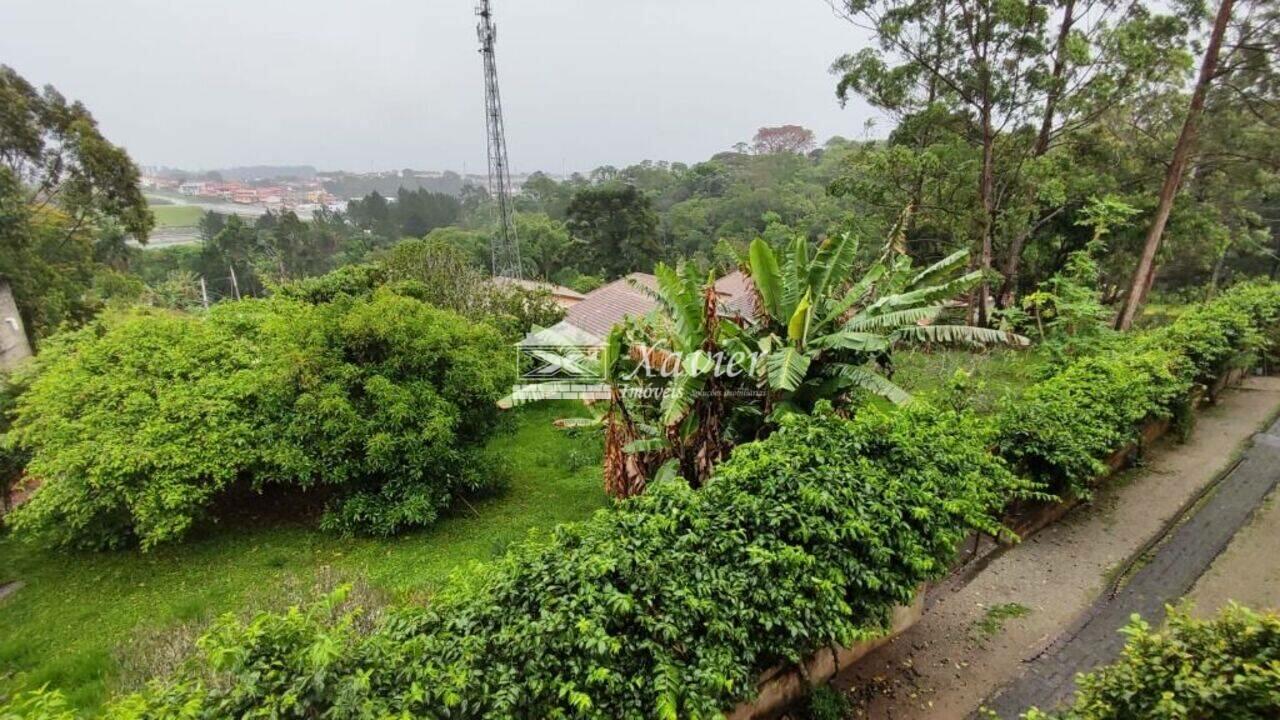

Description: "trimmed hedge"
998 282 1280 499
83 406 1026 719
1022 605 1280 719
996 347 1191 498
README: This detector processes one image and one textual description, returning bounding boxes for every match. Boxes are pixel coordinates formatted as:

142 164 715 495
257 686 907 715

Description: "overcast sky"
2 0 882 174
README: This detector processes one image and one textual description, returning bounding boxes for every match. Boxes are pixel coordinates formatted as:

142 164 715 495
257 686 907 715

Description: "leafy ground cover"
892 347 1049 413
0 402 605 711
147 205 203 228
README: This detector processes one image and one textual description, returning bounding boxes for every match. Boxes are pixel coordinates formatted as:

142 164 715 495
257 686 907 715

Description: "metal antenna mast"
477 0 522 279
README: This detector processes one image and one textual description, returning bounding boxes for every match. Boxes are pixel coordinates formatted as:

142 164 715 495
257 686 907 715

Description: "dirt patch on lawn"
1184 486 1280 617
833 377 1280 719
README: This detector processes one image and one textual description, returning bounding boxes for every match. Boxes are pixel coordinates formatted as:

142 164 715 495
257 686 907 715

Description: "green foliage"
0 688 77 720
1021 605 1280 719
801 685 850 720
269 262 387 304
997 282 1280 498
1140 282 1280 387
997 347 1191 498
1015 239 1119 369
376 237 565 338
2 292 509 550
565 183 663 277
0 402 605 713
71 407 1027 718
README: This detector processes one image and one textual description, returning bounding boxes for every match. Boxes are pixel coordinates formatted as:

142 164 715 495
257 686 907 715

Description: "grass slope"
0 402 605 711
149 205 204 228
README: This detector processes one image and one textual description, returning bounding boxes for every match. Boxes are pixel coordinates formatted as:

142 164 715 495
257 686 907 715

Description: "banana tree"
741 233 1027 420
515 232 1026 497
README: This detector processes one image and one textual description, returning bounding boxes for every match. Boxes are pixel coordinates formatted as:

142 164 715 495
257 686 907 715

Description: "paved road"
982 417 1280 717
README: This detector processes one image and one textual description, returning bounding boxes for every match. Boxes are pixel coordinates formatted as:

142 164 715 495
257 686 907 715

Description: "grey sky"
2 0 881 174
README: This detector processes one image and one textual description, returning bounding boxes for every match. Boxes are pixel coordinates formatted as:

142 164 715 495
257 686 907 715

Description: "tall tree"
0 65 153 341
565 184 662 277
751 125 818 155
829 0 1189 320
1115 0 1251 328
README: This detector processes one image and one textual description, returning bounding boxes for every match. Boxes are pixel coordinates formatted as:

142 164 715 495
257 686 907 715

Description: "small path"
834 377 1280 719
982 414 1280 716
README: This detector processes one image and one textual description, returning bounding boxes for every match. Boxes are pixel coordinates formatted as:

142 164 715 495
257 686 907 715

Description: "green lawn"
149 205 204 228
893 347 1047 413
0 402 606 711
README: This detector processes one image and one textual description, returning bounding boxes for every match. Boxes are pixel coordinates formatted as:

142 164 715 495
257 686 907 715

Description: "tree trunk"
976 98 996 326
999 0 1076 308
1115 0 1234 330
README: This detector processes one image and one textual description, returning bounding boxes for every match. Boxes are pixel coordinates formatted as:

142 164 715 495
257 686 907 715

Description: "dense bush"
34 407 1026 718
1140 299 1259 388
1022 605 1280 719
998 281 1280 499
272 242 566 339
1 290 509 549
996 348 1191 498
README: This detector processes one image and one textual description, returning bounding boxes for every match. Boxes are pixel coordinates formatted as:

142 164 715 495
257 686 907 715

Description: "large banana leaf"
787 291 812 344
598 326 624 383
830 365 912 405
893 324 1029 346
660 372 705 425
650 263 705 350
779 236 808 322
905 249 969 290
766 347 812 392
809 331 890 352
747 238 783 321
821 262 887 326
806 233 859 300
842 306 944 332
864 270 983 316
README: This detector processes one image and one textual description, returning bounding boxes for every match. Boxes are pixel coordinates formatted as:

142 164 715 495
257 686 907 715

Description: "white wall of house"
0 279 33 370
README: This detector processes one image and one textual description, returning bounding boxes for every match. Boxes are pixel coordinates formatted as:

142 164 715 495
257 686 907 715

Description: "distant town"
138 165 559 245
142 174 345 218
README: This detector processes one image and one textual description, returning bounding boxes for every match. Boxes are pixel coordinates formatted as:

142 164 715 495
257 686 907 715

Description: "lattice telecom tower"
476 0 522 279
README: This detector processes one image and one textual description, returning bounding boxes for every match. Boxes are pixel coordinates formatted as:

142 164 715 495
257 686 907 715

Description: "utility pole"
199 275 210 309
477 0 522 279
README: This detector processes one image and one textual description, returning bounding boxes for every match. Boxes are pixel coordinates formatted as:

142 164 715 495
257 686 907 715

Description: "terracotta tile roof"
562 273 659 339
713 270 760 319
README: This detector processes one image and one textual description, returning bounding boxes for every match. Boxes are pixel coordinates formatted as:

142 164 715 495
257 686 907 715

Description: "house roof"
519 270 762 348
491 276 586 301
562 273 659 339
517 320 604 347
713 270 760 320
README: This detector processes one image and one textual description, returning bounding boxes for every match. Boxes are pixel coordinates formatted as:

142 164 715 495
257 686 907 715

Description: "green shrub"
997 348 1191 498
2 290 509 550
1140 291 1263 388
84 407 1028 718
269 262 386 303
1021 605 1280 719
802 685 850 720
272 246 566 339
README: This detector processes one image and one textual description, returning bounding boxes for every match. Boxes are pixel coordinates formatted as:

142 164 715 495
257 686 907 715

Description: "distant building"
178 182 204 196
0 278 33 370
491 277 586 309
